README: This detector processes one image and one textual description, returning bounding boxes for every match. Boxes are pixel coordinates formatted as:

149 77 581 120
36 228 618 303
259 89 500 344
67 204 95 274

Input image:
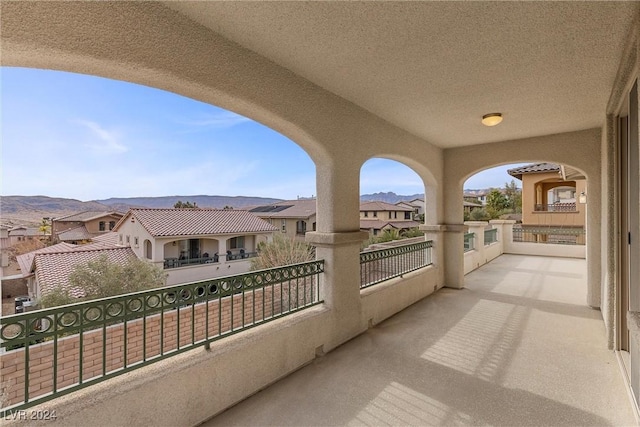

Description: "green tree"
39 256 167 308
470 208 490 221
39 218 50 237
504 180 522 213
173 201 198 208
376 228 401 243
251 234 314 270
485 188 509 219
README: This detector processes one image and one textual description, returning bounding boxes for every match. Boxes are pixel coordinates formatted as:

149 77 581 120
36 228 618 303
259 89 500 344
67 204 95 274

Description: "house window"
373 211 377 218
394 212 398 219
109 221 116 230
312 222 316 231
229 236 245 249
118 234 123 243
126 235 130 244
99 221 105 231
281 219 286 233
404 212 411 220
296 221 307 235
134 237 139 246
388 212 392 219
373 229 378 236
364 211 368 218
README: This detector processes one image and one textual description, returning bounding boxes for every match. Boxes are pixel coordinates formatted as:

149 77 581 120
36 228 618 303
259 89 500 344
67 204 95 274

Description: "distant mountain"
359 192 424 204
95 195 283 210
3 193 439 226
1 196 114 225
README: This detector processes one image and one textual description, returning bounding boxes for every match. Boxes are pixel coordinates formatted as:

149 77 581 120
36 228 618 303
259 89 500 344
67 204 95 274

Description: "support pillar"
443 224 466 289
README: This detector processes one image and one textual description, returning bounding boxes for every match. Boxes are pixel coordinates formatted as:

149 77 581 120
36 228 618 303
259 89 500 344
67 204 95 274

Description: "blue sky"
1 68 519 201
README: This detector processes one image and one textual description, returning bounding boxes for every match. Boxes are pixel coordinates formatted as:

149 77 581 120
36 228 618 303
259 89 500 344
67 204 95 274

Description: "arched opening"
359 158 427 247
144 239 152 260
2 67 318 283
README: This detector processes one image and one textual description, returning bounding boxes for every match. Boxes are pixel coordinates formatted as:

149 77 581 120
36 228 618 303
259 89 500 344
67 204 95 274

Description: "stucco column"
442 224 466 288
307 161 368 350
490 219 516 253
420 224 446 287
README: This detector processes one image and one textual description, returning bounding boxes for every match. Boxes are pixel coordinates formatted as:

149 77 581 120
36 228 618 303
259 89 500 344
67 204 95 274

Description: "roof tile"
122 208 278 236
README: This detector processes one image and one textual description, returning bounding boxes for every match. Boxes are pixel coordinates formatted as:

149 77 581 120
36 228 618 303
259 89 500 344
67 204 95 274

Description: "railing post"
490 219 515 254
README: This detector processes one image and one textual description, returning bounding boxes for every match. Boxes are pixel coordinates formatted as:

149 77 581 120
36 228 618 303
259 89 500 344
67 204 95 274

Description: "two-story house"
52 211 125 244
113 208 278 285
508 163 586 228
249 199 317 242
359 201 421 237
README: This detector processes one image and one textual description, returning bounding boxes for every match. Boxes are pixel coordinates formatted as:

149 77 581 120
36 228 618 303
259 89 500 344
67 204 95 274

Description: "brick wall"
0 281 317 408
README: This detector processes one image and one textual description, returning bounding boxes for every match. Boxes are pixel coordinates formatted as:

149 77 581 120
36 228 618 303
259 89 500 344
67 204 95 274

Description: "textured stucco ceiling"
165 1 637 148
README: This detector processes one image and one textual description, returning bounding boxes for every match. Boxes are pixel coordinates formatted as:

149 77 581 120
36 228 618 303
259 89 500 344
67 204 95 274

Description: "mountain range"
1 192 427 226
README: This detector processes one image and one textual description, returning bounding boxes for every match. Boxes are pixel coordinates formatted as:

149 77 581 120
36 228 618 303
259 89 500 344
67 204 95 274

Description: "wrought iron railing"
512 226 585 245
484 228 498 245
0 260 324 415
360 241 433 289
164 252 258 268
534 203 577 212
464 233 475 252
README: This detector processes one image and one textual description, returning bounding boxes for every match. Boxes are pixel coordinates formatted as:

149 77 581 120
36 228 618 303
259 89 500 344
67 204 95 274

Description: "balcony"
534 203 577 212
205 255 635 426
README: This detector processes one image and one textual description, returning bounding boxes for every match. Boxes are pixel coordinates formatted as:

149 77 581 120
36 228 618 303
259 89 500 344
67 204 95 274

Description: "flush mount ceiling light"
482 113 503 127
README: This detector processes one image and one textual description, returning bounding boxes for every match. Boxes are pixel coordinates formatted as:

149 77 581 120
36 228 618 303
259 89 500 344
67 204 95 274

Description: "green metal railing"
484 228 498 245
0 260 324 415
512 226 586 245
360 241 433 288
464 233 475 252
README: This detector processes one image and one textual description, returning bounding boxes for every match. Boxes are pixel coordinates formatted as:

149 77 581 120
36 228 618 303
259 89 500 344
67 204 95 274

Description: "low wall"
504 241 586 258
361 266 439 327
2 306 331 427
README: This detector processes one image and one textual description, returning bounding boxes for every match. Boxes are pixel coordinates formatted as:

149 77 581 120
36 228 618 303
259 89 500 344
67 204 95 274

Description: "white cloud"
74 119 129 154
177 111 252 129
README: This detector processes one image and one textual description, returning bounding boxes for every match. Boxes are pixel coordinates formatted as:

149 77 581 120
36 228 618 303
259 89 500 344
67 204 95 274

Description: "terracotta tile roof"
90 232 120 247
507 163 560 180
249 199 317 219
360 201 413 212
55 211 123 222
118 208 278 237
360 219 422 230
57 225 93 241
35 247 137 298
16 242 78 276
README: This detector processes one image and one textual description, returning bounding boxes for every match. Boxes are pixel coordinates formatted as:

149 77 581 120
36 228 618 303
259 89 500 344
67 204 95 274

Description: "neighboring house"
359 201 421 236
249 199 317 242
395 198 425 219
463 200 484 216
464 190 489 206
0 226 9 267
113 208 278 285
8 226 42 246
17 243 136 302
52 211 125 244
508 163 586 228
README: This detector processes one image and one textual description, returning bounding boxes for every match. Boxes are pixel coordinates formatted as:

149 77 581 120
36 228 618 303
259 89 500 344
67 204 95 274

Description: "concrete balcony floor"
203 255 637 426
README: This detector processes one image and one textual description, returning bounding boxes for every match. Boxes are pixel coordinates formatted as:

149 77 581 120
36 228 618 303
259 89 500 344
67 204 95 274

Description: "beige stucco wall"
520 171 586 227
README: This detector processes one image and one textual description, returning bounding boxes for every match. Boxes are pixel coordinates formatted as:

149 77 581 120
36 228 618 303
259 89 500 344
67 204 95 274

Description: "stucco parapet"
464 221 489 226
443 224 467 233
305 231 370 247
489 220 516 224
419 224 447 232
